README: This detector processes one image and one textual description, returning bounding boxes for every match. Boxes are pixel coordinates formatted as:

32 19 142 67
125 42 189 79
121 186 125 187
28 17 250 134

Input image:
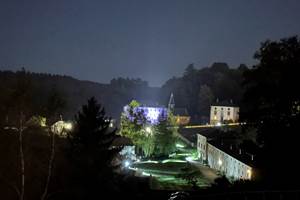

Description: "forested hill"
0 63 247 124
0 70 161 122
161 63 248 123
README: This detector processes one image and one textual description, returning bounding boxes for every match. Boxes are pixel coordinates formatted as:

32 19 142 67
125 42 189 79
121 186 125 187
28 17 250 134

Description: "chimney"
251 154 254 161
239 149 242 155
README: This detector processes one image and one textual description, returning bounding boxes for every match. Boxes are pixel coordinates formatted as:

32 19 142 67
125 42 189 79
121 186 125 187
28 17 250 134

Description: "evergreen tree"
68 97 120 198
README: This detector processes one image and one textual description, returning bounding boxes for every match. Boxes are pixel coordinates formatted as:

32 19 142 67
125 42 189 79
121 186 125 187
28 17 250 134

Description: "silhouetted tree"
197 85 215 119
68 97 121 198
243 36 300 188
45 86 67 124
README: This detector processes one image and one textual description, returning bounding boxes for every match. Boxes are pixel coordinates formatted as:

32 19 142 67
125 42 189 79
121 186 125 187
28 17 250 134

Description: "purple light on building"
123 106 167 125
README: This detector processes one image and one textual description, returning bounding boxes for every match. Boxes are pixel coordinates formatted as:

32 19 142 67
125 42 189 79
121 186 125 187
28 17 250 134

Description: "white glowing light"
64 122 72 130
185 157 193 162
247 169 252 179
124 160 130 168
218 158 222 166
145 127 152 134
216 122 222 127
142 172 151 176
176 143 185 148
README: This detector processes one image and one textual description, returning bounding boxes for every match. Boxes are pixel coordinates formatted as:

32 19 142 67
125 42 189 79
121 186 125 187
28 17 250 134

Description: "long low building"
197 134 253 181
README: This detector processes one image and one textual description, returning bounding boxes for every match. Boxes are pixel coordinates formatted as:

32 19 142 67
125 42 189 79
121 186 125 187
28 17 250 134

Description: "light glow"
124 160 130 168
247 169 252 179
145 127 152 134
218 158 222 166
64 122 73 130
176 143 185 148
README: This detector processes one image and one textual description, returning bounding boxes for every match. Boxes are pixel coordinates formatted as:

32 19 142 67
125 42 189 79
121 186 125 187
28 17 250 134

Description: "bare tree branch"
41 129 56 200
19 112 25 200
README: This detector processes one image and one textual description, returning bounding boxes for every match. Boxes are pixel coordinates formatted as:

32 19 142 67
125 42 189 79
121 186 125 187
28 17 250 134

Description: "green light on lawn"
176 143 185 148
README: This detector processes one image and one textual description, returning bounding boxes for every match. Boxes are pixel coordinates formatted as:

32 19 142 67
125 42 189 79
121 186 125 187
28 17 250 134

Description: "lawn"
131 160 216 190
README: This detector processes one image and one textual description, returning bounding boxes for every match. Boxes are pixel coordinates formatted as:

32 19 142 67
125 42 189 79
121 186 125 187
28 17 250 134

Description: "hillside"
0 70 161 122
0 63 246 124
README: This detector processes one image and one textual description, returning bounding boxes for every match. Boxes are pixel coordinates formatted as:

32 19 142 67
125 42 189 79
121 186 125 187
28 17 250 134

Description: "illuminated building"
173 108 191 125
123 105 168 125
197 133 253 180
50 120 73 137
210 100 239 125
168 93 191 125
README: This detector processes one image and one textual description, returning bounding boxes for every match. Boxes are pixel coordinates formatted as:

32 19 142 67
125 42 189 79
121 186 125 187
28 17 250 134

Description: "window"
227 111 230 116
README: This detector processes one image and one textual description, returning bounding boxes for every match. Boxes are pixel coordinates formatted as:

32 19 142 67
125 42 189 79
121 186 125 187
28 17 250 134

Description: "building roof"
211 100 239 107
209 139 255 167
179 126 256 167
173 108 189 116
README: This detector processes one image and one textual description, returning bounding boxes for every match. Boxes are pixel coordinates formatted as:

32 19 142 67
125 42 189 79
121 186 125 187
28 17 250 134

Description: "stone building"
197 134 252 180
173 108 191 125
168 93 191 125
210 100 239 125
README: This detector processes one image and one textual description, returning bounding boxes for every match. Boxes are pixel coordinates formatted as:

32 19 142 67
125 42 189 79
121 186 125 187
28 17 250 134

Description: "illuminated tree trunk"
41 129 56 200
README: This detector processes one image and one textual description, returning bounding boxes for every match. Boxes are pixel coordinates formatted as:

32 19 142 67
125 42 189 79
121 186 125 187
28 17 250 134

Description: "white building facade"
210 105 239 125
197 134 252 181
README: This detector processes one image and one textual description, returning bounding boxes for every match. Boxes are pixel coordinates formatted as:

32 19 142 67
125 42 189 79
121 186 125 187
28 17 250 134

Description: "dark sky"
1 0 300 86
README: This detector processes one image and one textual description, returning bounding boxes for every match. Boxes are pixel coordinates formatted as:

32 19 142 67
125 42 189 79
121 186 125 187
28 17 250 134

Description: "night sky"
1 0 300 86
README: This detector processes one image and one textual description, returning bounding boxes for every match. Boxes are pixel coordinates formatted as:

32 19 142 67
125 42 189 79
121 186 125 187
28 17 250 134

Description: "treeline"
161 62 247 122
0 70 160 125
0 63 246 125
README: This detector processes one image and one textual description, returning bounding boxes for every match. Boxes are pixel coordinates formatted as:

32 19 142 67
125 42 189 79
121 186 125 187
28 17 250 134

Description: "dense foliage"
243 36 300 188
1 63 246 123
120 100 178 157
